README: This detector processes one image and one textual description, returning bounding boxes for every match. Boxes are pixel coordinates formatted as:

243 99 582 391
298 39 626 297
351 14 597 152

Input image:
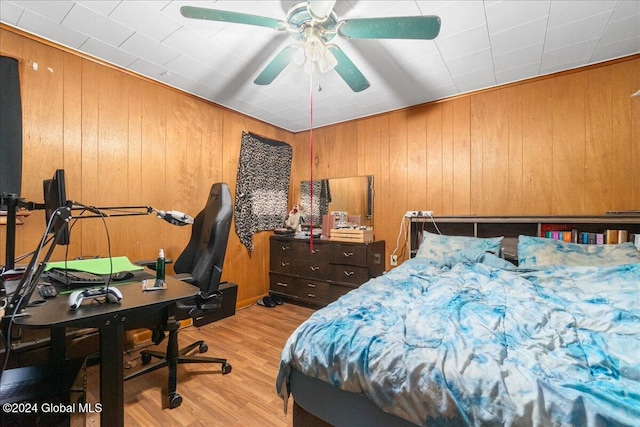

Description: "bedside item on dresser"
269 235 384 306
348 215 361 226
285 204 305 231
274 227 295 236
322 214 335 238
330 227 374 243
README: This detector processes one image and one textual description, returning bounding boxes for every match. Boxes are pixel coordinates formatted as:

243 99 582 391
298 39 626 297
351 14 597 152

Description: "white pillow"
415 231 503 263
517 235 640 268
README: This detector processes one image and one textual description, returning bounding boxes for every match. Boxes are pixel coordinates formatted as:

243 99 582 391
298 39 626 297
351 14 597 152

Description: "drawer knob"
307 283 316 288
307 293 316 298
276 282 288 287
281 246 290 251
311 249 320 254
343 271 355 277
310 266 320 271
343 252 354 258
281 262 290 267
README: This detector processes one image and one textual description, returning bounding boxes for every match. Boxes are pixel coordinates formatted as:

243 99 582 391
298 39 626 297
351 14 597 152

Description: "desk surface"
13 278 198 329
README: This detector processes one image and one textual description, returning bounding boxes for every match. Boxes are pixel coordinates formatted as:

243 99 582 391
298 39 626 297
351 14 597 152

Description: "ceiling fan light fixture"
306 39 323 62
293 46 306 65
317 47 337 73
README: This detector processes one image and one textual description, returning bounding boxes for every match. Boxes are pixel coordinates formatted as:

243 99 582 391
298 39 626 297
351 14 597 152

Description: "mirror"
299 176 373 227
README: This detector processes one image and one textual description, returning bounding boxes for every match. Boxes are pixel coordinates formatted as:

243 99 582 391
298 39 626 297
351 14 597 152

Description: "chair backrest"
174 183 233 293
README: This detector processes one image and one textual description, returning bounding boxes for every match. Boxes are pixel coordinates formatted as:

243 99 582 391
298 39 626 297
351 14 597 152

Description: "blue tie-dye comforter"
277 253 640 426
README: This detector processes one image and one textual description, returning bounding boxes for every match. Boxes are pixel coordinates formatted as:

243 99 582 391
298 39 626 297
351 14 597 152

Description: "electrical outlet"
390 254 398 266
405 210 433 218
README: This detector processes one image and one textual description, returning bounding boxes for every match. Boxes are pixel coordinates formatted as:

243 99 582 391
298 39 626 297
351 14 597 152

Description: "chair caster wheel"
199 343 208 353
169 393 182 409
222 363 232 375
141 353 152 364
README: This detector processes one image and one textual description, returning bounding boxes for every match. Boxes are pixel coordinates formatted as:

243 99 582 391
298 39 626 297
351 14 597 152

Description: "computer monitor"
2 170 71 317
43 169 70 246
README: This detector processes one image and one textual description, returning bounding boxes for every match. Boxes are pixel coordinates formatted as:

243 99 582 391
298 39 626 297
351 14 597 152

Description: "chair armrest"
199 290 223 310
178 291 222 318
172 272 194 284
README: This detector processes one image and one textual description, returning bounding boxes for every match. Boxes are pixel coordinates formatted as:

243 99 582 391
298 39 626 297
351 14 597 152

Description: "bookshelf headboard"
408 215 640 265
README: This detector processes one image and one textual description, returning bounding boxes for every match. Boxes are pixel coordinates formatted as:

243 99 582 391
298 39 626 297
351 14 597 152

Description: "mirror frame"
299 175 374 226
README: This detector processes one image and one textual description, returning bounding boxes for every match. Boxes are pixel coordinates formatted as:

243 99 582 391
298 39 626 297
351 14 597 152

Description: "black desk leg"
50 327 66 361
99 318 125 427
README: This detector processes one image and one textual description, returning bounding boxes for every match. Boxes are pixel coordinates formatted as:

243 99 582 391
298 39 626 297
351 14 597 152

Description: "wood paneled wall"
2 26 639 299
291 56 640 267
0 27 294 307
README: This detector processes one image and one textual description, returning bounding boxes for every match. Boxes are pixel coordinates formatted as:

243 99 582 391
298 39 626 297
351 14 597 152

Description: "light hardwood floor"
83 303 315 426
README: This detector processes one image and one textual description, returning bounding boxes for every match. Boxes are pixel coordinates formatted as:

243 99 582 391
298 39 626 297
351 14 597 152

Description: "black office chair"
125 183 233 408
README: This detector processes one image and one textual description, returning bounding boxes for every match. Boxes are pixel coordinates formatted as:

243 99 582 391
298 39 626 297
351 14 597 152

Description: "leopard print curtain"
234 131 292 251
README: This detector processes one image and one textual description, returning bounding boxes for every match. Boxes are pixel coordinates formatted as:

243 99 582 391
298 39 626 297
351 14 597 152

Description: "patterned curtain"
234 131 292 251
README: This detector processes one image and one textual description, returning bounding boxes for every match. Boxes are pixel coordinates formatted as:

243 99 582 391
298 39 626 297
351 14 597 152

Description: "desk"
12 275 198 427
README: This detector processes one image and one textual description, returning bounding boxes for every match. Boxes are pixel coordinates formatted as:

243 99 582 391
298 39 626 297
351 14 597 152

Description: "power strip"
404 210 433 218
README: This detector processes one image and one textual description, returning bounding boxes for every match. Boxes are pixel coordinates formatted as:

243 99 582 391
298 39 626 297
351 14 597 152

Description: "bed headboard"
408 215 640 264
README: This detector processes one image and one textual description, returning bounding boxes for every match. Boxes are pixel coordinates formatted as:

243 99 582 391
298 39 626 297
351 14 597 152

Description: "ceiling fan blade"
254 45 298 85
308 0 337 20
180 6 287 30
338 16 441 40
327 45 370 92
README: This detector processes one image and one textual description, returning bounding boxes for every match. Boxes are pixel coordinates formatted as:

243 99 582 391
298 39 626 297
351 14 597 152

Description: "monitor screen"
43 169 70 245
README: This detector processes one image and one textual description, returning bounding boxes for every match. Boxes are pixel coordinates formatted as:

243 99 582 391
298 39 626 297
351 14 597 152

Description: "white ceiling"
1 1 639 132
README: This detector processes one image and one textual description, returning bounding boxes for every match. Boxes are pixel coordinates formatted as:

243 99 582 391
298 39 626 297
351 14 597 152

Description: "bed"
276 233 640 426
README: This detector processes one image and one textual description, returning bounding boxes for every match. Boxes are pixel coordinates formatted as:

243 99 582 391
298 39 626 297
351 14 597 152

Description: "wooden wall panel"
426 104 444 214
634 67 640 209
21 37 66 259
506 86 524 215
406 106 428 209
552 73 587 214
611 60 639 211
62 53 83 258
585 66 613 214
388 110 409 252
441 102 454 215
452 97 471 215
521 79 554 215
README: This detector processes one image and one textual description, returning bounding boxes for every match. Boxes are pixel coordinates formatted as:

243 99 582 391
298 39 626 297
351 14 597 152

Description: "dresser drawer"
270 257 297 274
297 241 331 262
296 279 331 303
270 274 298 294
295 259 333 280
331 244 369 266
271 239 301 262
332 264 370 285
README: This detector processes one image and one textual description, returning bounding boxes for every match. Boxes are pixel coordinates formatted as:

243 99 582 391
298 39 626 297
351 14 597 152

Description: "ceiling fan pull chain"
309 71 314 253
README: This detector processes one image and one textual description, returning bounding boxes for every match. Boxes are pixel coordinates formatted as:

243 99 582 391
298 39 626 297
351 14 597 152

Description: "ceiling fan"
180 1 441 92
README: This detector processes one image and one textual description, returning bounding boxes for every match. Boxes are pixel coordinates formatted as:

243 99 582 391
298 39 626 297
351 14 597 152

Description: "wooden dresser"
269 236 385 306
